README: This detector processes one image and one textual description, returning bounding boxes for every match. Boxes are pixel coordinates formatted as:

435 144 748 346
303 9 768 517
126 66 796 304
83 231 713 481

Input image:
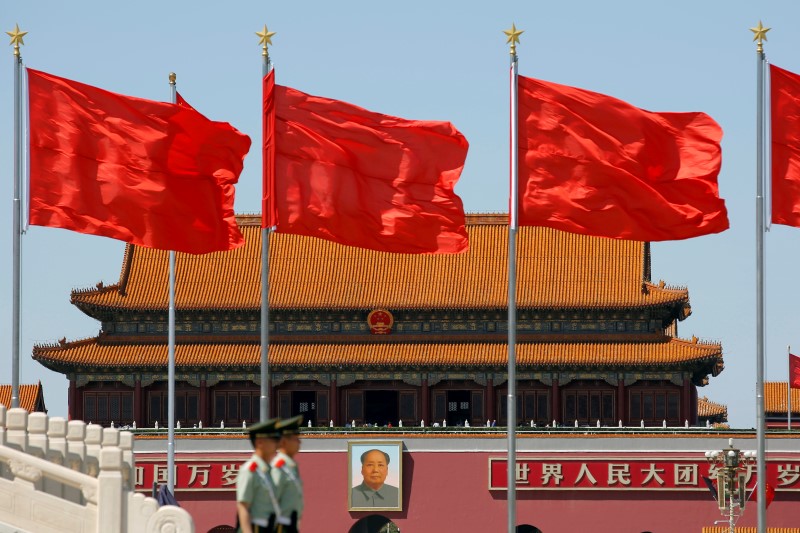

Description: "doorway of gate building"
276 385 331 425
445 389 471 425
349 515 400 533
345 383 417 426
291 390 317 423
364 390 398 426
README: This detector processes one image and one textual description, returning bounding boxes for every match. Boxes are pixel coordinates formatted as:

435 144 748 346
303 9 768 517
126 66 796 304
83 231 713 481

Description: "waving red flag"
28 68 250 254
517 75 729 241
770 64 800 227
263 70 469 254
750 482 776 508
790 353 800 389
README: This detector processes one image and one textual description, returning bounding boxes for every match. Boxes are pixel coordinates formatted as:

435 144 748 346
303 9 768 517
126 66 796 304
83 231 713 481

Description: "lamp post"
704 439 757 533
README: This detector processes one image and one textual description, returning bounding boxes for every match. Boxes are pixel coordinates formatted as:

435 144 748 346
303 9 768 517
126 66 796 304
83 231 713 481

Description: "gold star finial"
256 25 276 57
503 23 523 56
750 20 770 53
6 24 27 57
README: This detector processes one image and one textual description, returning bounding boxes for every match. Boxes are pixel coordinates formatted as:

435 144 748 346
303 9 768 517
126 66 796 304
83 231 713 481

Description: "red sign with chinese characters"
488 456 800 491
134 456 249 492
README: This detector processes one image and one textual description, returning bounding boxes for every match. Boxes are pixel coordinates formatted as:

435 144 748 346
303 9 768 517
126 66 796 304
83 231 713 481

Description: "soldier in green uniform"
272 415 304 532
236 418 290 533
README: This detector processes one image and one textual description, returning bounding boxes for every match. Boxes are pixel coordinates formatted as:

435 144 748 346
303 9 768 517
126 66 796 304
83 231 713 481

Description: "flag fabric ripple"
263 70 469 254
28 68 250 254
517 74 729 241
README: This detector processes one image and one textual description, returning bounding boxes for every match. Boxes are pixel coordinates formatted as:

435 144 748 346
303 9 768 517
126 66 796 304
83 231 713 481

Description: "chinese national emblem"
367 309 394 335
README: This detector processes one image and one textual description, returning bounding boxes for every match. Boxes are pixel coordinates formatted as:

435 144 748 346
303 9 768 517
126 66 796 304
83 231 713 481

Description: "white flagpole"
9 24 26 409
167 72 177 494
788 346 792 430
257 25 275 422
504 23 523 533
752 21 770 533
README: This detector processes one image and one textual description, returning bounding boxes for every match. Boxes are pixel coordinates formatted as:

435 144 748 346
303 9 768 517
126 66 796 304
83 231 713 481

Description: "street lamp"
704 439 757 533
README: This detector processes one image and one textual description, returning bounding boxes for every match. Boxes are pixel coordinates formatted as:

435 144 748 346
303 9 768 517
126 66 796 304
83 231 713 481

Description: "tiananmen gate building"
29 214 800 532
34 214 723 430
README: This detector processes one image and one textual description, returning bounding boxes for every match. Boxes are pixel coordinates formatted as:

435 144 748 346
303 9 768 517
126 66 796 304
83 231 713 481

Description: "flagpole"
751 20 770 533
257 25 275 422
504 23 523 533
788 345 792 430
8 24 26 410
167 72 177 494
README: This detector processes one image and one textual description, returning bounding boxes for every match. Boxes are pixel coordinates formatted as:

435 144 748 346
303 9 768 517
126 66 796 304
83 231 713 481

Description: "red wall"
173 450 799 533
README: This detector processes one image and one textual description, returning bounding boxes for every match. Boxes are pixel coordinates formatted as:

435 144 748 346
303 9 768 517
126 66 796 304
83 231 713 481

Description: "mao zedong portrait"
350 449 399 508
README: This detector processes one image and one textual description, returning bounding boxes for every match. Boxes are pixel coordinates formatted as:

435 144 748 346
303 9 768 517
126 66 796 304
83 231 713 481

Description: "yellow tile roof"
70 215 689 312
765 382 800 414
0 383 44 412
33 336 722 370
697 396 728 419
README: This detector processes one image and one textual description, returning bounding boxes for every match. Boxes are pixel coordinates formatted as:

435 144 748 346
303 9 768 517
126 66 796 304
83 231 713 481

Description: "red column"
551 379 560 425
617 380 626 426
68 380 77 420
329 379 338 426
134 379 142 427
199 379 208 427
682 377 692 425
485 378 494 424
269 379 275 418
75 382 84 421
421 378 429 424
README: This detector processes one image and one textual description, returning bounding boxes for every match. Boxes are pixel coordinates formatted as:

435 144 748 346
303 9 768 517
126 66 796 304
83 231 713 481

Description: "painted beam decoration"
488 456 800 491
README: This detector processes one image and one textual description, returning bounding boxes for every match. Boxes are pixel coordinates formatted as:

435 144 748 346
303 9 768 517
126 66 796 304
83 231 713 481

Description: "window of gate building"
562 384 615 425
499 394 522 425
523 390 550 425
499 389 550 425
628 383 680 425
213 389 260 426
83 383 133 426
148 387 199 427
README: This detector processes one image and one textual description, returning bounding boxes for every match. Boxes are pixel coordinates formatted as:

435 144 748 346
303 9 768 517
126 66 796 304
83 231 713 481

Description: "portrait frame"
347 440 403 512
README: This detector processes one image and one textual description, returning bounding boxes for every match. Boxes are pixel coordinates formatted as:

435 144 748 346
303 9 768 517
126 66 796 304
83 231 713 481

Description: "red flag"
517 74 729 241
28 68 250 254
771 64 800 227
790 353 800 389
263 70 469 254
751 482 776 508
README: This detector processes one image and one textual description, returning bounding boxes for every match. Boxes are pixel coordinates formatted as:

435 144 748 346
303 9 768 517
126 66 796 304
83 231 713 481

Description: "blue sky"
2 1 799 428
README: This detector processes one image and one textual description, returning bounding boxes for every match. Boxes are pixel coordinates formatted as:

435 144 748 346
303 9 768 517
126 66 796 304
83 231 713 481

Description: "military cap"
276 415 303 436
247 418 281 444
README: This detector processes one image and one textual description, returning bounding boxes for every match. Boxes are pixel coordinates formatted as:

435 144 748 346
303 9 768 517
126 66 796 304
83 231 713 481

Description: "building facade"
33 215 723 429
132 432 800 532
